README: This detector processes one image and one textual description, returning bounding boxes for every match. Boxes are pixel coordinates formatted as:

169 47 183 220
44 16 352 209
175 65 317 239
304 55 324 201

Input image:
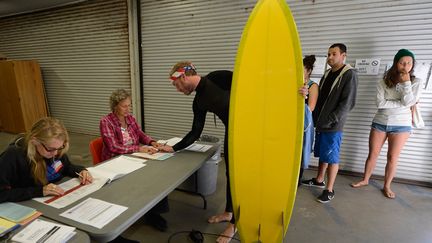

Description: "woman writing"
0 117 92 203
351 49 422 198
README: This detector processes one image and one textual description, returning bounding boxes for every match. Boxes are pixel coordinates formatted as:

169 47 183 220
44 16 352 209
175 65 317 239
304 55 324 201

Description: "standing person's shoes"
317 189 335 203
301 178 326 188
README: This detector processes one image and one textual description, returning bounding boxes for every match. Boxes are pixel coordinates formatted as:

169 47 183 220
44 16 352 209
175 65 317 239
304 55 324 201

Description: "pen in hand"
76 171 92 184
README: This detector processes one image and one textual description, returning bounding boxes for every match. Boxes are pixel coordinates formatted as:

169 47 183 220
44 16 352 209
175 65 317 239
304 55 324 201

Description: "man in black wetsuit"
164 61 236 243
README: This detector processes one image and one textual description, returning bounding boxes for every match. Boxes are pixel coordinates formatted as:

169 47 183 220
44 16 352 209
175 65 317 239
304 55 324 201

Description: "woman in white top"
351 49 422 198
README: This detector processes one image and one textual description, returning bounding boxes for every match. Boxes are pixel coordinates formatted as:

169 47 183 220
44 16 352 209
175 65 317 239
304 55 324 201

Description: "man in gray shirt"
302 43 358 203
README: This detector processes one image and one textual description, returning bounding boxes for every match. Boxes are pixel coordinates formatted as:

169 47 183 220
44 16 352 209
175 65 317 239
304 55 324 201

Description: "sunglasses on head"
170 65 196 81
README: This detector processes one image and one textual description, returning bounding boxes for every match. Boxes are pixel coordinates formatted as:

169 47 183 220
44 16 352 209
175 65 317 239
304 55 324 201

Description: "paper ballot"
33 155 146 209
86 155 146 183
60 198 127 229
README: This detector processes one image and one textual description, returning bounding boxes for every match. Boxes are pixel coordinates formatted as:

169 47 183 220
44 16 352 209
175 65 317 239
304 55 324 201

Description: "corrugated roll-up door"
288 0 432 183
140 0 432 182
140 0 255 144
0 0 130 135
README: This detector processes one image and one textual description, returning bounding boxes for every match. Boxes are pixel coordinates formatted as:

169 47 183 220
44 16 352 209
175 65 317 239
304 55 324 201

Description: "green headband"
393 49 415 63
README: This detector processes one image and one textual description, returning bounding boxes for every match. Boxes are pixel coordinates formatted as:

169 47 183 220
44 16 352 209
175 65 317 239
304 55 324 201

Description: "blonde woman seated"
0 117 92 203
100 89 170 232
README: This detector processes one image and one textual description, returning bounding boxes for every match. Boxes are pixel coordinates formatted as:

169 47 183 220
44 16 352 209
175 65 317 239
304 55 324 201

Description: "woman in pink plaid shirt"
100 89 170 232
100 89 167 161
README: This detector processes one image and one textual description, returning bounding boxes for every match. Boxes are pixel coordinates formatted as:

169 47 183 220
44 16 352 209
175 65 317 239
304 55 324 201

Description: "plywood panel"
0 60 48 133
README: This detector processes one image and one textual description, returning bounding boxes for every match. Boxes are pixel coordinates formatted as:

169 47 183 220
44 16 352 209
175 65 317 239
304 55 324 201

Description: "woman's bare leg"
351 129 387 188
383 132 410 198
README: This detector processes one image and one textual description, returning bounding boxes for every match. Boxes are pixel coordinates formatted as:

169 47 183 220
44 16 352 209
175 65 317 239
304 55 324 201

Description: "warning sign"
355 59 381 75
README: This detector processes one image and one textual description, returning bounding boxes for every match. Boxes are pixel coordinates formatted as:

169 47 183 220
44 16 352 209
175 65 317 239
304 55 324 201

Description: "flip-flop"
382 189 396 199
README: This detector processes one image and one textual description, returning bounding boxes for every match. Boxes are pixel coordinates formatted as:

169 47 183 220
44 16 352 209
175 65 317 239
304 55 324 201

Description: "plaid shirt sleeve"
100 114 140 160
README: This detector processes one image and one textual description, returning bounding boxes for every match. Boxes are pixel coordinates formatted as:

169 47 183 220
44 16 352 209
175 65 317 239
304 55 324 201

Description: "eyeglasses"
37 139 65 152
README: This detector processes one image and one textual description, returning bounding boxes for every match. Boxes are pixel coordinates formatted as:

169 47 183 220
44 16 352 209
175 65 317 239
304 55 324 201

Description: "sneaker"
317 189 335 203
301 178 326 188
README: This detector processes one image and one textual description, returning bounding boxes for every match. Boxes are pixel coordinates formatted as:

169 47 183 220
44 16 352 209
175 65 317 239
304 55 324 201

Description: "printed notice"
355 58 381 75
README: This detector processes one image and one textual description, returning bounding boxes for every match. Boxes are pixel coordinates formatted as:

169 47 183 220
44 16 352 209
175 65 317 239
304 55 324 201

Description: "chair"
89 137 103 165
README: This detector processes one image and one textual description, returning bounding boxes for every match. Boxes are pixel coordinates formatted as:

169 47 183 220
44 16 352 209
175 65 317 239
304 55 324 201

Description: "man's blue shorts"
314 131 343 164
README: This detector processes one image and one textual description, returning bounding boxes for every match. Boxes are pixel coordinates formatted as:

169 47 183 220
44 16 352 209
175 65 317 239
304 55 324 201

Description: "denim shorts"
314 131 343 164
371 122 411 134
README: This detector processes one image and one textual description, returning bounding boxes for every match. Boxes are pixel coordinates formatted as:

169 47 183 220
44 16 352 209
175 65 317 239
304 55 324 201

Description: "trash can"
177 135 221 196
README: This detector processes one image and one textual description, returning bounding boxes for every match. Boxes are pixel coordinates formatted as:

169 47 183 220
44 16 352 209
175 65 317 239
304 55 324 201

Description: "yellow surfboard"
229 0 303 242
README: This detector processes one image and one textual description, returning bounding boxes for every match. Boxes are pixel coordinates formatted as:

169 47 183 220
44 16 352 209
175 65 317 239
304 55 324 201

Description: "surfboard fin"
281 211 285 227
234 205 241 224
281 211 286 243
251 224 262 243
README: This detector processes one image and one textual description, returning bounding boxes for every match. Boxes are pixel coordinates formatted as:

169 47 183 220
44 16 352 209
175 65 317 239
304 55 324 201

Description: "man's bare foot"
383 188 395 199
351 180 369 188
216 223 236 243
208 212 232 224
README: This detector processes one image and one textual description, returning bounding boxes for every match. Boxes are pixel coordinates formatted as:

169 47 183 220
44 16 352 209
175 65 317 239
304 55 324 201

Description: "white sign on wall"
310 55 328 76
355 58 381 75
413 61 432 90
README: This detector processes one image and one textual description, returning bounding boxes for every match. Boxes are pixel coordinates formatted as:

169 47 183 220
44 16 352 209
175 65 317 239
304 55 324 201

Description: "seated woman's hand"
139 145 158 154
43 183 64 196
151 142 165 150
158 145 174 153
78 170 93 185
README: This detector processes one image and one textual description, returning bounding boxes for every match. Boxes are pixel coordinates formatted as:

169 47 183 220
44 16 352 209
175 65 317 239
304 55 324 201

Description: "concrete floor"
1 132 432 243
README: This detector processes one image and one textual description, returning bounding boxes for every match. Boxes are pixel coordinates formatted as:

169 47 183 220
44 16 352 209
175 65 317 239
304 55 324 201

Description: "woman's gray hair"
110 89 131 112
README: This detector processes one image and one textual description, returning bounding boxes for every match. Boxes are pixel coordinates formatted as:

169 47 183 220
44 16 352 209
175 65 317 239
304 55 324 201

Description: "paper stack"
0 202 42 237
0 217 19 238
11 219 76 243
0 202 41 225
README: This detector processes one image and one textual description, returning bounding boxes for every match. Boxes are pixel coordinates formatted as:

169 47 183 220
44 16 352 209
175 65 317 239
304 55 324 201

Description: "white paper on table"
86 155 147 183
60 198 127 229
11 219 76 243
132 152 174 160
157 137 182 146
185 143 212 152
158 137 212 152
33 177 107 209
